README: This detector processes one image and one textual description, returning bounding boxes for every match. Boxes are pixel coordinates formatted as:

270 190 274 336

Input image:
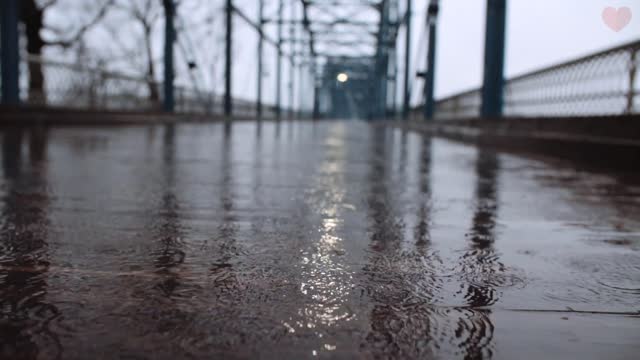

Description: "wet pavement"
0 120 638 359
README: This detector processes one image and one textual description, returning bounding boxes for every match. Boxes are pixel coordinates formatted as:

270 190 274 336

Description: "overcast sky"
416 0 640 99
248 0 640 106
43 0 640 109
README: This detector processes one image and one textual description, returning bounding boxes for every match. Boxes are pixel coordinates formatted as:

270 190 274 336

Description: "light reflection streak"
283 123 355 354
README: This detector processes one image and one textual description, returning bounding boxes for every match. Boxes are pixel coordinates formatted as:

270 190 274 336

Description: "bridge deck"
1 120 638 359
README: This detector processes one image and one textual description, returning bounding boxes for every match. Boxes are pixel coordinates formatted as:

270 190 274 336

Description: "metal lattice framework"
296 0 383 59
4 0 637 122
0 0 415 120
226 0 405 119
285 0 404 119
4 0 408 120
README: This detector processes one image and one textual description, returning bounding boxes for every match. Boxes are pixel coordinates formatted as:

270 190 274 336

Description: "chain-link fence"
17 55 290 118
432 40 640 119
21 55 163 111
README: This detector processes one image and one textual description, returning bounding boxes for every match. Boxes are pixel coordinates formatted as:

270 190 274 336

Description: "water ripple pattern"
0 122 638 359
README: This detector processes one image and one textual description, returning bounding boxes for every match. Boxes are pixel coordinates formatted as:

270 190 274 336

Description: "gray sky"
43 0 640 109
423 0 640 99
258 0 640 106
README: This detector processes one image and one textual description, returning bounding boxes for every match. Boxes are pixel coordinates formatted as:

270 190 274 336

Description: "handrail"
20 55 299 118
426 39 640 118
508 39 640 83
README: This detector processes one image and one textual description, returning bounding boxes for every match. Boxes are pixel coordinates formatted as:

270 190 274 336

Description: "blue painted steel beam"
289 1 296 118
276 0 283 119
481 0 507 118
224 0 233 116
163 0 176 112
257 0 264 118
402 0 412 120
312 63 320 119
423 0 438 120
373 0 389 120
1 0 20 105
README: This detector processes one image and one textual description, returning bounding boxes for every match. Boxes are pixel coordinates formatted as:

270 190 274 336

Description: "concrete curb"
390 116 640 172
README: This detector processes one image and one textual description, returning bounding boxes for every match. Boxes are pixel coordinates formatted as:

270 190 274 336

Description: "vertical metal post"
297 62 304 117
313 85 320 119
627 47 637 114
402 0 412 120
423 0 439 120
163 0 175 112
257 0 264 119
1 0 20 105
289 2 296 119
276 0 283 119
224 0 233 116
390 54 398 118
376 1 389 119
312 62 320 119
481 0 507 118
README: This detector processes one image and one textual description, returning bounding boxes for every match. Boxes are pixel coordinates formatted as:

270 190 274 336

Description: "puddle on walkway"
0 121 638 359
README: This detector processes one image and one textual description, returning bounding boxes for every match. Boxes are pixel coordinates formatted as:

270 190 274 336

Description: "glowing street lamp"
336 73 349 83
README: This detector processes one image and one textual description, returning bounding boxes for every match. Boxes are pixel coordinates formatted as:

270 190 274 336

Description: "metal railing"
432 39 640 119
16 55 289 119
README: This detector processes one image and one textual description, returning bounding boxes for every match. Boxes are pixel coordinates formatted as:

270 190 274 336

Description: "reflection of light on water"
282 123 353 355
298 217 353 327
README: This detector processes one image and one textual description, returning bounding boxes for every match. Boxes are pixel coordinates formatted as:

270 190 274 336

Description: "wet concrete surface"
0 120 638 359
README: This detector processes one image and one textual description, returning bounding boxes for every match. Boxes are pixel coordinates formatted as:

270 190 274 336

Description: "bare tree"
107 0 164 103
22 0 224 109
20 0 114 102
102 0 224 106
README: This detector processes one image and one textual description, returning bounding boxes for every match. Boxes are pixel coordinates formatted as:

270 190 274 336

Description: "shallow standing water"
0 120 638 359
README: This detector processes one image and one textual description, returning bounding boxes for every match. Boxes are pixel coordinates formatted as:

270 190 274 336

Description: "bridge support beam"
627 49 637 114
481 0 507 118
224 0 233 117
402 0 412 120
276 0 283 119
163 0 175 112
289 2 296 119
1 0 20 105
257 0 264 119
374 0 390 120
312 63 320 119
423 0 439 120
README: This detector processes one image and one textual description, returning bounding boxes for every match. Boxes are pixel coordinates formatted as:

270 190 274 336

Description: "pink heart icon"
602 6 632 32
